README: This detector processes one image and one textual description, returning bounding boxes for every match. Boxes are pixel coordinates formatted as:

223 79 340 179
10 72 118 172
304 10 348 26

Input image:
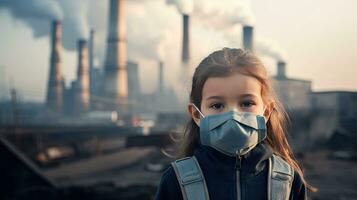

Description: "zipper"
235 150 242 200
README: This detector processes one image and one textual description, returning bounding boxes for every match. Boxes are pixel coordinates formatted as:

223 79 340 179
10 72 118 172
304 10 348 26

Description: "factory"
1 0 355 148
45 0 180 126
310 91 357 140
240 18 356 150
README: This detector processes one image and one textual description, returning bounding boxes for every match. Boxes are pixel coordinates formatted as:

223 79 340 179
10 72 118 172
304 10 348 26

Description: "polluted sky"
0 0 356 102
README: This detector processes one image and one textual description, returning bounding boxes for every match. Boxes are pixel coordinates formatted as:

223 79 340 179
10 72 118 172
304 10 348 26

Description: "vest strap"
171 156 210 200
172 154 293 200
267 154 294 200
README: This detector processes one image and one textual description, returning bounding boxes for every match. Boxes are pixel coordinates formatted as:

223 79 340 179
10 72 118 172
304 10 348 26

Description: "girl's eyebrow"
205 96 223 100
205 94 258 101
240 93 258 98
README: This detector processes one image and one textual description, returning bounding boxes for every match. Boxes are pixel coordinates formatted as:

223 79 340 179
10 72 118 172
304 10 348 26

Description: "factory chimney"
243 25 254 53
74 40 90 114
277 61 287 79
182 14 190 65
46 21 63 113
158 61 164 94
89 29 95 96
104 0 128 112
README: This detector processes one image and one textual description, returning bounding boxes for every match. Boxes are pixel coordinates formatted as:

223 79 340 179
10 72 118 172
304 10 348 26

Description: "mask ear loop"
191 103 205 118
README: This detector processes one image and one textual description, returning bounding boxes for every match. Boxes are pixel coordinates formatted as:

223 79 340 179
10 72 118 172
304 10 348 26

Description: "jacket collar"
193 141 273 175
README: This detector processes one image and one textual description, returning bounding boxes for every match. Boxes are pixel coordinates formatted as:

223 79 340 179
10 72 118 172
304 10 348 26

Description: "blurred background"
0 0 356 199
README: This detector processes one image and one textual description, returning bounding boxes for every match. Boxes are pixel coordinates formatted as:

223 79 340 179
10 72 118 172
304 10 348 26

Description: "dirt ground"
302 150 357 200
43 147 357 199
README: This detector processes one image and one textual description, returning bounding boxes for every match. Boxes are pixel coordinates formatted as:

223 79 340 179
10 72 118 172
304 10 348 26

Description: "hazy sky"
0 0 356 102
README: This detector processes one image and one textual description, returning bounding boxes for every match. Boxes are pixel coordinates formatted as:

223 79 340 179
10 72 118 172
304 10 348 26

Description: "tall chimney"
74 40 90 114
158 61 164 94
127 61 140 103
182 14 190 65
46 21 63 113
243 25 254 52
104 0 128 112
277 61 286 79
89 29 95 96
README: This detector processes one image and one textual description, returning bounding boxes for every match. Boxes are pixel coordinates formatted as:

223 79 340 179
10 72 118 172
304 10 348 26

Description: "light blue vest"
171 154 294 200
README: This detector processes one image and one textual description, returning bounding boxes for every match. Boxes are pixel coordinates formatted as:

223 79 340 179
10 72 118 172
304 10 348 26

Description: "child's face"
188 72 273 126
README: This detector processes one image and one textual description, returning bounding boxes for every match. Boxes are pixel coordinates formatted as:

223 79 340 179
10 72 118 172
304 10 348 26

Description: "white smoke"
256 38 288 62
231 2 255 26
190 0 255 28
125 1 179 62
176 0 193 15
157 30 172 61
165 0 176 5
0 0 63 20
184 0 285 62
60 0 90 45
0 0 90 50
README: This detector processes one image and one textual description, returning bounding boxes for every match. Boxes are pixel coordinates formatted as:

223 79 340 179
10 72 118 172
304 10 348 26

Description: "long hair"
178 48 316 192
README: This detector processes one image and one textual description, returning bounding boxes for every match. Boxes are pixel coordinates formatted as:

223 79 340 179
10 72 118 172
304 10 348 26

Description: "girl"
155 48 314 200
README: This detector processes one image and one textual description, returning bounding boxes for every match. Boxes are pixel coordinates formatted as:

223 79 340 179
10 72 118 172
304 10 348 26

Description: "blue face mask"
192 104 267 157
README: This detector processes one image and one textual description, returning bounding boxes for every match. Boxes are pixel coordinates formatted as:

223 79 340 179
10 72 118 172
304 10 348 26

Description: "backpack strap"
267 154 294 200
171 156 210 200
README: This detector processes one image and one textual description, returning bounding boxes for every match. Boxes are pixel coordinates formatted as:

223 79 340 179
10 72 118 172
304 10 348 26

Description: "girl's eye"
210 103 224 110
240 101 255 108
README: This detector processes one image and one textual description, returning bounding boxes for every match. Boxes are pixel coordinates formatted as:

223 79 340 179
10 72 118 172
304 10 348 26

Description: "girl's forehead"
202 73 262 100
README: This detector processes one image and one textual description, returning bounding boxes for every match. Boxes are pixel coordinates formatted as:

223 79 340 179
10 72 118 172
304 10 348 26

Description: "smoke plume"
256 38 288 62
0 0 89 50
1 0 289 101
176 0 193 15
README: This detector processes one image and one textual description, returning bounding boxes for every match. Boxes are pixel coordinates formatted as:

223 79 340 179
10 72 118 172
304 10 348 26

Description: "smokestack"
158 61 164 94
243 25 254 52
46 21 63 113
74 39 90 114
89 29 95 95
104 0 128 112
127 61 140 103
182 14 190 64
277 61 287 79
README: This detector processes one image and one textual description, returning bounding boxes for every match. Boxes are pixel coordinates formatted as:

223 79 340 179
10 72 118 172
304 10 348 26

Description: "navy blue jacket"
155 142 307 200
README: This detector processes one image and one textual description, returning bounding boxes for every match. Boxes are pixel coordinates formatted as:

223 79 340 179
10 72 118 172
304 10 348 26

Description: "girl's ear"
187 103 201 127
263 101 274 123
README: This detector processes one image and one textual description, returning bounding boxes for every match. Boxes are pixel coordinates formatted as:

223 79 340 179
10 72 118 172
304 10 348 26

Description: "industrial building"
272 61 312 111
310 91 357 141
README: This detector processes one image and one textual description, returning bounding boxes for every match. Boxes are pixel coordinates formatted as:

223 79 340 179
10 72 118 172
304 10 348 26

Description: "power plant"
103 0 129 113
73 39 90 114
5 0 354 144
46 21 64 113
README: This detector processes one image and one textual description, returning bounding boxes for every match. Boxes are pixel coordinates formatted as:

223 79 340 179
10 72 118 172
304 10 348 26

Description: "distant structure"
276 60 287 79
271 60 312 151
46 21 63 113
73 40 90 114
88 29 106 110
103 0 129 113
182 14 190 65
243 25 254 53
310 91 357 140
89 29 95 97
158 61 164 95
127 61 141 106
273 61 311 111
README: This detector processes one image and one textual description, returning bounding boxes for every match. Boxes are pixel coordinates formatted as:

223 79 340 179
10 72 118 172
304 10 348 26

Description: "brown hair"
179 47 316 192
